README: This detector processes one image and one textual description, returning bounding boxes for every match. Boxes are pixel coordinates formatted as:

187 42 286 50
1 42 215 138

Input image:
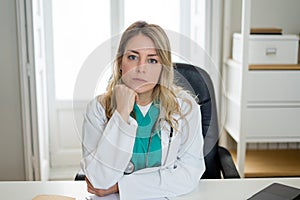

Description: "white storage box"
232 33 299 64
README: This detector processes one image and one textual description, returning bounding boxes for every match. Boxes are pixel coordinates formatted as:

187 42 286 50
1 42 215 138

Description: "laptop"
247 183 300 200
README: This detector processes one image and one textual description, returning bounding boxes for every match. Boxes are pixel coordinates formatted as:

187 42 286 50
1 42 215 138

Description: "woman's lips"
132 78 147 83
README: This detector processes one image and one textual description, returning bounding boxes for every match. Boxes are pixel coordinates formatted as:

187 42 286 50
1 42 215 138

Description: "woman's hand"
85 177 119 197
114 84 137 122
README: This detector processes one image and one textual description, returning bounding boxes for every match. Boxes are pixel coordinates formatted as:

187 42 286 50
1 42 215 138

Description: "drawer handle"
265 48 277 56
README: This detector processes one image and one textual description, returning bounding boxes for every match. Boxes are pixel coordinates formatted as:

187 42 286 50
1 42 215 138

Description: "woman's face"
121 34 162 94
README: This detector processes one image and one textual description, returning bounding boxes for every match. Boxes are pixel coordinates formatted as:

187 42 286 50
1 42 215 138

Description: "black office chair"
173 63 239 179
75 63 239 181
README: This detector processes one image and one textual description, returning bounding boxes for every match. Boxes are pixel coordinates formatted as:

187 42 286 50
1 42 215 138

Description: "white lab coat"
80 91 205 200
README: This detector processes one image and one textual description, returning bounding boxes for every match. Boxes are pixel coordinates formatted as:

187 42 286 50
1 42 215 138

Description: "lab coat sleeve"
118 93 205 200
80 98 138 189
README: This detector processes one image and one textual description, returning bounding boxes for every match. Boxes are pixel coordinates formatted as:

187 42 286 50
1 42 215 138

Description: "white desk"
174 178 300 200
0 178 299 200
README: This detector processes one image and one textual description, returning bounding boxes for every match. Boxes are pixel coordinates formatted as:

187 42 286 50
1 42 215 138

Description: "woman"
81 21 205 199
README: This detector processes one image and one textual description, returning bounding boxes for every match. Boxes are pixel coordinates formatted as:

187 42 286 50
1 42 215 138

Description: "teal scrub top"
130 102 162 171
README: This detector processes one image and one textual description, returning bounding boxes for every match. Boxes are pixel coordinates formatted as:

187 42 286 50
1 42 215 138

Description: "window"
43 0 209 179
52 0 110 100
52 0 206 100
124 0 180 32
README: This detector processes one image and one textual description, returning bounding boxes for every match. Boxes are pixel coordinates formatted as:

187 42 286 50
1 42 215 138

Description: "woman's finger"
87 187 95 194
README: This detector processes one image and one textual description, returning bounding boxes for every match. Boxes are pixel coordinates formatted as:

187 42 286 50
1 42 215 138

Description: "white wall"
251 0 300 35
0 0 25 180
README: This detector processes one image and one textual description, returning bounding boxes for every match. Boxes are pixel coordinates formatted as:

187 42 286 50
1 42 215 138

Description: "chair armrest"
218 146 240 178
74 170 86 181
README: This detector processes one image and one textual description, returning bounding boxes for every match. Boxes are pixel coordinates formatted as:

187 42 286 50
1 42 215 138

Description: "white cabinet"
222 0 300 177
225 60 300 141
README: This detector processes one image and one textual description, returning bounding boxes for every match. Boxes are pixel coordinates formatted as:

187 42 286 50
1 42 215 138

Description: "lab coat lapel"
160 120 181 167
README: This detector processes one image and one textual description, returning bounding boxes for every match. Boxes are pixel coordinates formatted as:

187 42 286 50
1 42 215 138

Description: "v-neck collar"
132 102 160 132
133 103 153 125
136 102 152 117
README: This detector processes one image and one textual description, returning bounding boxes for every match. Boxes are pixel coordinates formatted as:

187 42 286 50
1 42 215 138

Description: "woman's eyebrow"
127 50 139 54
126 50 158 57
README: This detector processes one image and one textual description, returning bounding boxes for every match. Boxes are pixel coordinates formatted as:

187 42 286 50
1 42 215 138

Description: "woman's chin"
134 85 155 94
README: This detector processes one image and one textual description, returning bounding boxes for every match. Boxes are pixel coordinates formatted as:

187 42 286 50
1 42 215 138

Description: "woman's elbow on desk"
81 160 123 190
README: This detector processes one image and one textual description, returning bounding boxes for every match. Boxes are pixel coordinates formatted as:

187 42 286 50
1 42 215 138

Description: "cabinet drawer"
233 33 299 64
247 71 300 102
245 106 300 139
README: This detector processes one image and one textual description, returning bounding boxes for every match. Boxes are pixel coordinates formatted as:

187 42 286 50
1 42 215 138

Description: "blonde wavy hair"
101 21 188 130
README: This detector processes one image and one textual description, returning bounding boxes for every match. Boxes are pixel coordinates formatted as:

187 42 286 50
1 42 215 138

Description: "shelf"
227 59 300 70
223 0 300 177
249 64 300 70
230 149 300 178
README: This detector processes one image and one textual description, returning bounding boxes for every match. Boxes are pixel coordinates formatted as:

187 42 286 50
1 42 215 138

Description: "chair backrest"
173 63 221 179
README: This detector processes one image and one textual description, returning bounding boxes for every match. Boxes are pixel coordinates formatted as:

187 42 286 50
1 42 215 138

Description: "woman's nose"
136 59 147 72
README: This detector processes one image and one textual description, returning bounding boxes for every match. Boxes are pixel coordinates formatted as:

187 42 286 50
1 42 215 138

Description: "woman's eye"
148 59 158 64
128 55 137 60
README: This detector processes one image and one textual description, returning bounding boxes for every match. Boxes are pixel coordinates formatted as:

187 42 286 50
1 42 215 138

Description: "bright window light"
52 0 110 100
124 0 180 32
